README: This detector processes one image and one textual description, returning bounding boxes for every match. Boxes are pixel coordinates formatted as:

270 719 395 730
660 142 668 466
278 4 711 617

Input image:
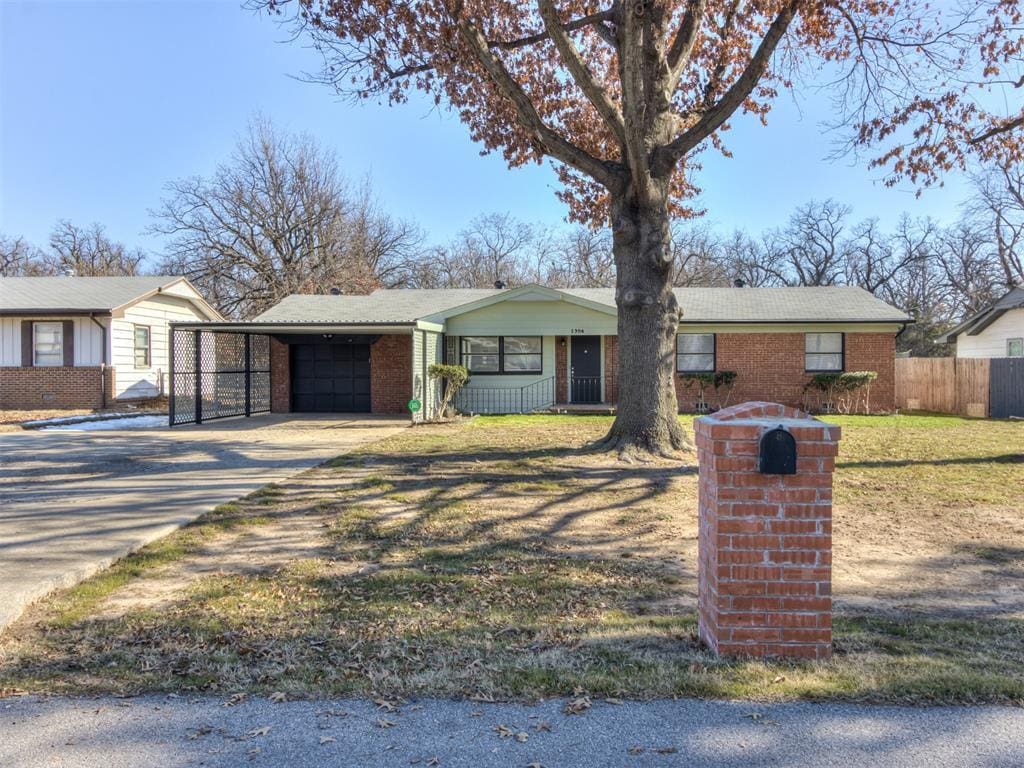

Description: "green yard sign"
407 399 422 413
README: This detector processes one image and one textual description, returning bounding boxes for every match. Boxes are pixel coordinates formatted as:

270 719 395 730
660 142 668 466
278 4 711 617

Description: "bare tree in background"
543 226 615 287
43 220 145 276
151 117 423 317
969 162 1024 288
0 234 47 276
670 222 729 286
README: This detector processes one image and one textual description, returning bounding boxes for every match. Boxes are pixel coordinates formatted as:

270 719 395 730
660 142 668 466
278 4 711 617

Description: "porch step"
544 403 617 415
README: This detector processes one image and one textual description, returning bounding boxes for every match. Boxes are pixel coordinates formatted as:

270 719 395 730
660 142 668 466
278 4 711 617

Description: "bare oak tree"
42 221 146 276
0 234 47 276
152 117 423 317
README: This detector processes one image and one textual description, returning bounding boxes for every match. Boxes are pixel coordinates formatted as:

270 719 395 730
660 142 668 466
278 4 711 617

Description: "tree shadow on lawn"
1 438 1023 704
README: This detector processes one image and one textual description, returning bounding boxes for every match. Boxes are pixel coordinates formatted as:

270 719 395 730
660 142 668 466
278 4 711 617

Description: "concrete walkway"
0 414 407 631
0 695 1021 768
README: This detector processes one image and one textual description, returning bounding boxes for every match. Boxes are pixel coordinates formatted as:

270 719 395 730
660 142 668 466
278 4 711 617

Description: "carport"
168 321 442 426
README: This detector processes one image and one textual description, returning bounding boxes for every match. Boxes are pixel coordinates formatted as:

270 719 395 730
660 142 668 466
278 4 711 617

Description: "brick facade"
602 335 619 403
695 402 839 659
0 366 114 410
555 336 568 404
844 333 896 413
370 334 412 414
668 332 895 413
269 337 290 413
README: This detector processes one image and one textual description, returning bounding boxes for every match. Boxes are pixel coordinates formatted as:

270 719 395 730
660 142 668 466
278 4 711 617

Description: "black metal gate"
990 358 1024 418
169 328 272 426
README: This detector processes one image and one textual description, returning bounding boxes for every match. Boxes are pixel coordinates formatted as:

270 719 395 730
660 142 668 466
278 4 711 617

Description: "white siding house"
0 276 221 409
944 287 1024 358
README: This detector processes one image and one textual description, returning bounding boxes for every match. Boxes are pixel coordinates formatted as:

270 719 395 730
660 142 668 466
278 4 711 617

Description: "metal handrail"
454 376 556 414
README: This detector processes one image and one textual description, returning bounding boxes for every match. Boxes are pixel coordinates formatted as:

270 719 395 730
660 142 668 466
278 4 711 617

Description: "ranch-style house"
166 284 909 425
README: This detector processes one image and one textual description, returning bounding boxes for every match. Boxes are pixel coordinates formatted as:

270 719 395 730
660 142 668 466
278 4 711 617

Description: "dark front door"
570 335 601 403
291 343 371 412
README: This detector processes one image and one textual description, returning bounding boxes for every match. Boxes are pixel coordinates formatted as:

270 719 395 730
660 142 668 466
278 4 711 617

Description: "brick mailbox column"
694 401 840 660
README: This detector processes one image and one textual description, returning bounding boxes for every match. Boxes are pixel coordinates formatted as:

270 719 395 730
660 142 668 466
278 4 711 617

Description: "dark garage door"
291 343 371 412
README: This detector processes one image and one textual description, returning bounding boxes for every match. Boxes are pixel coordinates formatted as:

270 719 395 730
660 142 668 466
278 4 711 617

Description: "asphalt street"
1 695 1021 768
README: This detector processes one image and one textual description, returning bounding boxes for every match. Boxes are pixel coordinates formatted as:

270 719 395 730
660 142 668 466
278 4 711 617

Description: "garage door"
291 343 371 412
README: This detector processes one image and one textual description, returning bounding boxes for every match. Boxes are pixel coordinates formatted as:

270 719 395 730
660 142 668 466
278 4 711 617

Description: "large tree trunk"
599 186 690 458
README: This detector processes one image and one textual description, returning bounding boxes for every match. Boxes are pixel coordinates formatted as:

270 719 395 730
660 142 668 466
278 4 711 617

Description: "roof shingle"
0 276 186 313
252 285 909 324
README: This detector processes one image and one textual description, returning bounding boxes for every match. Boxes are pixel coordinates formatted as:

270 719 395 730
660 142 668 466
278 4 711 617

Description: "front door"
570 335 601 403
291 343 371 412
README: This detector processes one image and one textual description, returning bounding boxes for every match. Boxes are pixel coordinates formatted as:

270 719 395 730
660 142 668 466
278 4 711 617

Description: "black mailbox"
759 426 797 475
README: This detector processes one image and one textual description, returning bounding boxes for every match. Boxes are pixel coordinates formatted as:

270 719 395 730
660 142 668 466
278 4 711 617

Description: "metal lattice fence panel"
170 327 197 425
170 328 273 425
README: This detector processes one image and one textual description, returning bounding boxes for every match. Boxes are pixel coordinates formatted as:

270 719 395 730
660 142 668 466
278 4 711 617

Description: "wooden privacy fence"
895 358 991 417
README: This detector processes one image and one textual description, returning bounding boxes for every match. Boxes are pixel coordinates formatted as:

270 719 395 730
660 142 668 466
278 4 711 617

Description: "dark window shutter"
21 321 33 367
63 320 75 366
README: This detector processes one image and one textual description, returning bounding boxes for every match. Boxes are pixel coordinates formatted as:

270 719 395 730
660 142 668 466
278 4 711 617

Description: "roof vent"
733 278 746 288
329 287 343 295
494 280 506 289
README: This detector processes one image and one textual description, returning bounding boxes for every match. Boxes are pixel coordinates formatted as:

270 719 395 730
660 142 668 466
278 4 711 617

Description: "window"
460 336 542 374
33 322 63 367
502 336 542 372
133 325 151 368
461 336 499 372
1008 338 1024 357
677 333 715 372
805 332 844 371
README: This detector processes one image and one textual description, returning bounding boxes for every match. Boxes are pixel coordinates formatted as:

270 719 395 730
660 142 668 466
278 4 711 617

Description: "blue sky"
1 0 971 262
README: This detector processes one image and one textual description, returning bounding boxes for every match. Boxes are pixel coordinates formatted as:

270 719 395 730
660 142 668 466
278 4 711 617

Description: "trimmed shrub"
680 370 738 412
804 371 879 414
428 363 470 419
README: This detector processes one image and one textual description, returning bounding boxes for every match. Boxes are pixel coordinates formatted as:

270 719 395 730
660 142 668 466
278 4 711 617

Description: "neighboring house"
0 276 222 409
942 287 1024 358
167 284 908 423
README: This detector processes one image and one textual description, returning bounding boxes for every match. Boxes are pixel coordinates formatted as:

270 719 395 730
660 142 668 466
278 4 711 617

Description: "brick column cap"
695 401 840 442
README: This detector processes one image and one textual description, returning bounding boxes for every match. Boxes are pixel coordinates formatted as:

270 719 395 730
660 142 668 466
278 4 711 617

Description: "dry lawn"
1 413 1022 704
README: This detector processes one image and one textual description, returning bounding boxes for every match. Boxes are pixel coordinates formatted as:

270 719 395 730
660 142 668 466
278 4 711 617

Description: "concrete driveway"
0 414 407 631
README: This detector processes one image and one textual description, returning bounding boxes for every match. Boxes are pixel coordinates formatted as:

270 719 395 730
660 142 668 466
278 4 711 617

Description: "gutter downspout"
89 313 109 409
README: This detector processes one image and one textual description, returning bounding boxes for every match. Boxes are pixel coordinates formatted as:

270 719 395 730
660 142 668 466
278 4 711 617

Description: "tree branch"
618 0 655 196
537 0 626 145
657 0 800 170
381 11 614 83
969 114 1024 146
666 0 707 85
458 19 618 188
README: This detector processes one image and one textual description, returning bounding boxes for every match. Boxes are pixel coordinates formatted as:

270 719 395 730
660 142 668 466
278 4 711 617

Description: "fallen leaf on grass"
605 697 623 705
771 675 786 684
269 691 288 703
223 693 248 707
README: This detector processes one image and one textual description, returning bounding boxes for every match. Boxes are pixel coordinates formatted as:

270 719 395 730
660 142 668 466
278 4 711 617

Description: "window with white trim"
677 333 715 372
33 322 63 367
805 332 844 371
1008 338 1024 357
134 325 151 368
460 336 542 374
